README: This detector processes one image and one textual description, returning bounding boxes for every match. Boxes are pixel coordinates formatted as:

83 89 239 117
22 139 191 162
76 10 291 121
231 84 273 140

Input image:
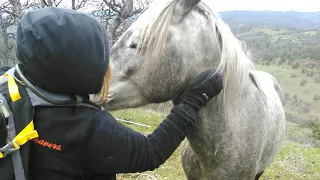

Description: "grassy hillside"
236 27 320 61
255 61 320 122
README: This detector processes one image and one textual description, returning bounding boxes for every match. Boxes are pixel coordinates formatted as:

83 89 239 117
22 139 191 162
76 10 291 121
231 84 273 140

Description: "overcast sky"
0 0 319 12
63 0 320 12
213 0 320 12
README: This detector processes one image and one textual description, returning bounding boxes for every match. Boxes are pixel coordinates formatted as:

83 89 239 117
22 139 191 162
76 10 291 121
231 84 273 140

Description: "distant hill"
219 10 320 33
217 11 320 62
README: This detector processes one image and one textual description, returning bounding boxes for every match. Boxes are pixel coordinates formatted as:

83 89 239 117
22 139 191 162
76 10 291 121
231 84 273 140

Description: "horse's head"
105 0 252 111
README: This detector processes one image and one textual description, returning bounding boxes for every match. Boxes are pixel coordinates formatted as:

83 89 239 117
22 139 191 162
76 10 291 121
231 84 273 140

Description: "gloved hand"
172 68 223 110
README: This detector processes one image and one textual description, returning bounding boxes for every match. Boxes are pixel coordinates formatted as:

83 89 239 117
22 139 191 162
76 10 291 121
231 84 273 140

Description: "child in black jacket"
13 7 223 180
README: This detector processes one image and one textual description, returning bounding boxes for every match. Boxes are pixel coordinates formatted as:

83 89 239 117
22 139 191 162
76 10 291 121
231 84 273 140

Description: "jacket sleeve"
79 103 198 175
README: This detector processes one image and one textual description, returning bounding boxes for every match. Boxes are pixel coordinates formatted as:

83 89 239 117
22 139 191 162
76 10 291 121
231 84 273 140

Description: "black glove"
172 68 223 110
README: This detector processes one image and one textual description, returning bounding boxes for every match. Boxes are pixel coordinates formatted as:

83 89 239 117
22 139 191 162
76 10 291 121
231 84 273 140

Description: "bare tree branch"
54 0 62 7
103 0 122 15
74 0 89 10
0 0 151 64
7 32 15 39
91 0 151 44
40 0 48 6
8 0 23 18
46 0 53 6
71 0 75 9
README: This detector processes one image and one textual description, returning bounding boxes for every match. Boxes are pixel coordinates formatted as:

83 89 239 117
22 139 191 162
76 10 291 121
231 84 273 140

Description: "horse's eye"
129 43 137 48
125 67 134 76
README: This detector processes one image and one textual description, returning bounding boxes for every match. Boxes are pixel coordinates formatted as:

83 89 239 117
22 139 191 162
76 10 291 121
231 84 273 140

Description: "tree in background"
0 0 151 65
91 0 151 45
0 12 15 64
0 0 24 65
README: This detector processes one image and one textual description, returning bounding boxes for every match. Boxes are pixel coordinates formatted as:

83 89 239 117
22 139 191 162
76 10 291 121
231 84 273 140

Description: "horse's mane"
137 0 258 112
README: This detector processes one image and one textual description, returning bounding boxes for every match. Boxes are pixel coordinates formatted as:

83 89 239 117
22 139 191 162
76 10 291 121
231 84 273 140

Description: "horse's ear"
173 0 201 22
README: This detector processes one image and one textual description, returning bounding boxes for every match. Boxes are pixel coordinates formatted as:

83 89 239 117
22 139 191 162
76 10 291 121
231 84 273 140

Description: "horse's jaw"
102 80 149 111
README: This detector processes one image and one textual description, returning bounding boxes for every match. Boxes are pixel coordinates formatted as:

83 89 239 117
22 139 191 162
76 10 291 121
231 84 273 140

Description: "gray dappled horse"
104 0 286 179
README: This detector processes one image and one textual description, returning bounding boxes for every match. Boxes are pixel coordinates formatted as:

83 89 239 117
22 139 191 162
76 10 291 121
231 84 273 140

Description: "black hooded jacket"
14 7 200 180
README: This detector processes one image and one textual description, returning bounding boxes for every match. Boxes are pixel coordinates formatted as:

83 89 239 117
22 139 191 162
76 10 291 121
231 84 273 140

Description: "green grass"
285 122 320 147
261 140 320 180
109 109 320 180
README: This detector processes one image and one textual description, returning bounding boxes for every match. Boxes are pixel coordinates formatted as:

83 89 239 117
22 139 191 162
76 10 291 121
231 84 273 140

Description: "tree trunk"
1 27 9 65
109 17 121 44
71 0 76 10
46 0 53 6
8 0 23 19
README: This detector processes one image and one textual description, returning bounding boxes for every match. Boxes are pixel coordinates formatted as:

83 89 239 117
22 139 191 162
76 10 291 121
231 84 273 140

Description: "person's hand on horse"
172 68 223 110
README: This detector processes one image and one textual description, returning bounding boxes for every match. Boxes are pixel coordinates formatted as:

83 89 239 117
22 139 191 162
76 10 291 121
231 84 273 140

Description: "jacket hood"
15 7 109 95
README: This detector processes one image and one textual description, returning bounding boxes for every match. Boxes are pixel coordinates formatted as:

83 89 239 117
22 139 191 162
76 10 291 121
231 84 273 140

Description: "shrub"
278 57 285 65
313 94 320 101
309 71 314 77
282 98 287 106
302 68 306 73
304 62 317 69
303 101 311 106
285 92 290 99
290 73 297 78
315 77 320 83
285 113 314 127
311 120 320 141
292 62 300 69
293 94 298 99
300 79 307 86
299 106 310 114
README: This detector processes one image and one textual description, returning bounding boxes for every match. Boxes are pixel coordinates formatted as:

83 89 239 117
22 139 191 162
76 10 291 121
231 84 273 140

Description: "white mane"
135 0 257 111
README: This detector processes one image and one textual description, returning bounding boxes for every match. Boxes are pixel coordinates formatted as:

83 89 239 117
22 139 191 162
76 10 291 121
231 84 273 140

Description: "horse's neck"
187 100 225 138
186 72 254 152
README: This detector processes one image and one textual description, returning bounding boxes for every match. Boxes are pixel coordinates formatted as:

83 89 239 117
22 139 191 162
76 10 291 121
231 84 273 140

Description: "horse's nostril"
120 67 135 81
